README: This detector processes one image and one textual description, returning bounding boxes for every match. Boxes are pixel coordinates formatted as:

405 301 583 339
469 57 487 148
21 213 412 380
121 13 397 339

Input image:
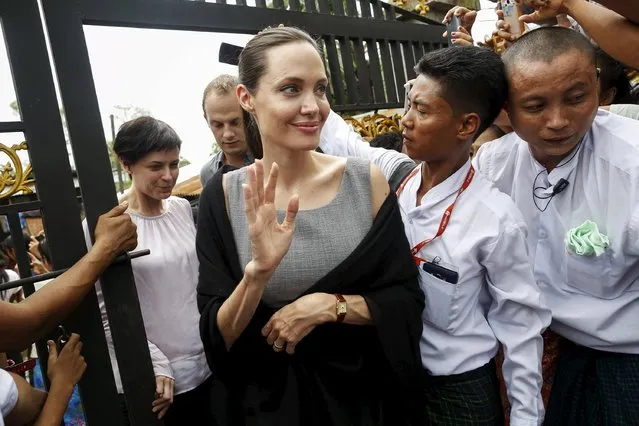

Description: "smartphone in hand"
447 15 462 47
500 0 525 37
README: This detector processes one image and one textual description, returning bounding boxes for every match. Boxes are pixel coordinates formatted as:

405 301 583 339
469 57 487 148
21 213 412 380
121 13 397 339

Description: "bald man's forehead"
506 48 595 72
507 50 596 87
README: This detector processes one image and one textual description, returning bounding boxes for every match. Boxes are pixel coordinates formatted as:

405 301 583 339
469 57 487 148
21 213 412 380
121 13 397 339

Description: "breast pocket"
564 251 618 299
419 268 458 331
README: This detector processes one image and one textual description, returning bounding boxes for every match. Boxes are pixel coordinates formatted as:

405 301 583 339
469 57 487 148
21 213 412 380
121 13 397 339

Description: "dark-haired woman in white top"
84 116 212 424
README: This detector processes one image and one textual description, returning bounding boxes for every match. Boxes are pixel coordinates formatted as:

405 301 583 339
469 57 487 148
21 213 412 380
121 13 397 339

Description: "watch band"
335 294 347 323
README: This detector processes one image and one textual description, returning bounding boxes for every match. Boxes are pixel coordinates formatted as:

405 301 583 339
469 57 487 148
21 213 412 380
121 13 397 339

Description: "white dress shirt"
321 111 551 426
475 110 639 354
84 196 211 394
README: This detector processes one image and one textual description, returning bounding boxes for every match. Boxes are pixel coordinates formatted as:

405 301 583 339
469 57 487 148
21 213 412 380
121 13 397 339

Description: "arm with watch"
215 264 371 354
261 292 371 354
197 159 424 423
215 161 374 354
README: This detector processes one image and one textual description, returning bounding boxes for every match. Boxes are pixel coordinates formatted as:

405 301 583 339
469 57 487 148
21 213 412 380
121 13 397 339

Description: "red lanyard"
396 164 475 265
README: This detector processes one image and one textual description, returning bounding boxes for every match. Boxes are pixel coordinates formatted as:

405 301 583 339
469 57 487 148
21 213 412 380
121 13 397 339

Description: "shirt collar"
403 158 473 209
213 151 225 170
527 133 589 195
214 150 254 169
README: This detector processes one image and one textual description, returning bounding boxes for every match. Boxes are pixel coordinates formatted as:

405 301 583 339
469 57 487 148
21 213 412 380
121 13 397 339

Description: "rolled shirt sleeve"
320 110 413 180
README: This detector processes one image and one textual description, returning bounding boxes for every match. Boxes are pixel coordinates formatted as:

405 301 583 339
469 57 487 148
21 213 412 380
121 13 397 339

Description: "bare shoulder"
313 153 388 217
312 151 347 181
370 162 389 219
313 151 346 168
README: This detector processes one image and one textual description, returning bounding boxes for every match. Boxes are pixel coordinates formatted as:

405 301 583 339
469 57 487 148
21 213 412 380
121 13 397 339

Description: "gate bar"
0 122 24 133
1 1 126 423
41 1 161 423
0 250 151 292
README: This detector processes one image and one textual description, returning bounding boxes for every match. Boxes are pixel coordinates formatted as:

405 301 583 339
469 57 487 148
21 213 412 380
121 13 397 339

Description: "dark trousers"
119 377 215 426
423 359 504 426
545 339 639 426
163 377 215 426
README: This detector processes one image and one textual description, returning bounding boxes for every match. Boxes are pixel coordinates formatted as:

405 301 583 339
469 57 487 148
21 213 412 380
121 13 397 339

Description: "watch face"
337 302 347 315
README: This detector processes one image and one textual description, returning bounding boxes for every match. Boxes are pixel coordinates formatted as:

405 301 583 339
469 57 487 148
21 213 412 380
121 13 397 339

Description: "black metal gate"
0 0 444 424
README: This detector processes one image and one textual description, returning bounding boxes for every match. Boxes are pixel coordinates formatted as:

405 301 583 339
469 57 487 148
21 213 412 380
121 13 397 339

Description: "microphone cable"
532 138 584 212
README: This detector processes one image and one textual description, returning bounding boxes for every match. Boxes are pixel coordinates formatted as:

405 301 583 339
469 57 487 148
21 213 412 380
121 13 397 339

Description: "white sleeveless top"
86 196 210 394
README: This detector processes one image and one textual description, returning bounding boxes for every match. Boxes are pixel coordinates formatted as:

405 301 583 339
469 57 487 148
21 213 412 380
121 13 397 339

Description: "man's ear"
237 84 254 113
600 87 617 107
458 112 480 141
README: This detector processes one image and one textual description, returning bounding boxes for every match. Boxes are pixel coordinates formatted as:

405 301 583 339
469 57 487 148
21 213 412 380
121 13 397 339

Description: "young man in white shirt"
321 46 551 426
474 26 639 425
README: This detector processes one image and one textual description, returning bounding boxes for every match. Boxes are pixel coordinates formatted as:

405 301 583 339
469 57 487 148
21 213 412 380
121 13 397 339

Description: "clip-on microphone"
551 178 569 195
532 137 582 212
533 177 570 212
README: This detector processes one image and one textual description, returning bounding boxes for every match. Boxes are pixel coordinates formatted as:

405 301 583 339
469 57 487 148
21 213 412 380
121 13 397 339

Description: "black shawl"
197 168 425 425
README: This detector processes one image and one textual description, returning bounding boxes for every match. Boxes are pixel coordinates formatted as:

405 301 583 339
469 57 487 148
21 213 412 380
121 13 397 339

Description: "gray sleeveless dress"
225 158 373 307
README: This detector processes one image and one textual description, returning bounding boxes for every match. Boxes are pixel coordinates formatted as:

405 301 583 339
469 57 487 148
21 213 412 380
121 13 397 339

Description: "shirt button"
539 229 547 239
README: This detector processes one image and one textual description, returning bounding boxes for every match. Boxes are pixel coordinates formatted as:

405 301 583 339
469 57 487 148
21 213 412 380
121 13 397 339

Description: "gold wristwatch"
335 294 347 323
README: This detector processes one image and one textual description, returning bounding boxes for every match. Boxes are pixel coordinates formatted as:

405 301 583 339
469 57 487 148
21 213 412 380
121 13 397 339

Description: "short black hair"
113 116 182 166
415 46 508 138
369 132 403 152
502 26 597 71
596 47 631 104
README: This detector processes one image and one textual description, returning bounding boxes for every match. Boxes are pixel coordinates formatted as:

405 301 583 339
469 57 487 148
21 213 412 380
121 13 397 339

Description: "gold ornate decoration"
414 0 430 16
0 141 35 199
392 0 407 8
342 113 403 139
480 34 508 55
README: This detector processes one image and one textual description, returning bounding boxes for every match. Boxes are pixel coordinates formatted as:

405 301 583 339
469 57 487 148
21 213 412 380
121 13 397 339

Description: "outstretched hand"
494 10 520 48
442 6 477 34
448 26 474 46
520 0 570 23
244 160 299 277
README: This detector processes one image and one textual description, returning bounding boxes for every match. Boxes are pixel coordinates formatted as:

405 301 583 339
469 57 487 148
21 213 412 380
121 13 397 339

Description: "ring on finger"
273 341 284 351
